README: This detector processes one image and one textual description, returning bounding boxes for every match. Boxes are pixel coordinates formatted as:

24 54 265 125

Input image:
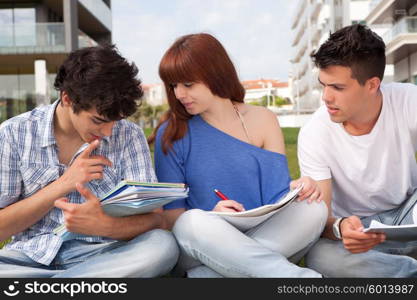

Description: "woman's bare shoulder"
240 104 280 127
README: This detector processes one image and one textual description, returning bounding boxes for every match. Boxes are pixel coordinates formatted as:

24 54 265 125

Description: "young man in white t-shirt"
298 24 417 277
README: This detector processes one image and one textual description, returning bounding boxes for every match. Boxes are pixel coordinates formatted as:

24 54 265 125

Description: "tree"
128 101 169 128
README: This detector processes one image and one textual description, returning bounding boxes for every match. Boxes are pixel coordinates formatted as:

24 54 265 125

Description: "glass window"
0 8 13 46
0 72 36 122
0 6 36 47
0 73 19 121
13 7 35 24
14 8 36 46
0 8 12 24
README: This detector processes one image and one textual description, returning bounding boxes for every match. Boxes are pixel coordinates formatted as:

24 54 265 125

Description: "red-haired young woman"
149 33 327 278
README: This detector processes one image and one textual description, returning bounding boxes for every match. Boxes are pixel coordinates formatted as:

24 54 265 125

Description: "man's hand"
58 140 112 194
290 176 323 203
54 183 112 237
340 216 386 253
213 200 245 212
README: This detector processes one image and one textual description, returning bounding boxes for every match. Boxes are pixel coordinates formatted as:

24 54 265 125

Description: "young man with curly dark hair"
0 44 178 277
298 24 417 277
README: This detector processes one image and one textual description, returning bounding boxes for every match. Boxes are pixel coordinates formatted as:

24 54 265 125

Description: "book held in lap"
54 181 188 241
363 204 417 241
209 184 304 231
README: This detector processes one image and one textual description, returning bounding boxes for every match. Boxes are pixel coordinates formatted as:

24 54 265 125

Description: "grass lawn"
282 128 301 180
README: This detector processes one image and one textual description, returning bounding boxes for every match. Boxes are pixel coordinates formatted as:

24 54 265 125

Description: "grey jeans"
0 229 179 278
172 200 328 278
306 190 417 277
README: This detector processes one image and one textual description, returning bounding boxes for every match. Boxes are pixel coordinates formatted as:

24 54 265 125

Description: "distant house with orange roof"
242 79 291 104
141 83 167 106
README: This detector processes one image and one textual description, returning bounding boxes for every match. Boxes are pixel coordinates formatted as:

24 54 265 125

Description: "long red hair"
148 33 245 153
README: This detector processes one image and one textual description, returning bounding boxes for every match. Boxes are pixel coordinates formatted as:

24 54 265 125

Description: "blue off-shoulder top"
154 115 291 211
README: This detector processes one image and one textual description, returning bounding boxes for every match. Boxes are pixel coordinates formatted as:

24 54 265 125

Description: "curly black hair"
54 44 143 120
311 24 386 85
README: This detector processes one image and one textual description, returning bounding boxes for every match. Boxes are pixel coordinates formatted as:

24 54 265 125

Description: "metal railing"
0 23 65 53
0 23 97 54
382 17 417 44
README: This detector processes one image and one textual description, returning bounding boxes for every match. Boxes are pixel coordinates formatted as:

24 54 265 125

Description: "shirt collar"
39 99 112 148
40 99 60 148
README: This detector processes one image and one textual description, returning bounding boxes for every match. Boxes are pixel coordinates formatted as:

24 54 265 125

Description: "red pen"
214 189 229 200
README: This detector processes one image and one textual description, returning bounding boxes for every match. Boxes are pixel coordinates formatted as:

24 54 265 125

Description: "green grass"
282 128 301 180
143 127 153 137
0 240 9 248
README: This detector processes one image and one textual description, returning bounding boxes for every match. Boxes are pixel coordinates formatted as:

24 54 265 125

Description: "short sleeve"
154 123 187 209
0 126 22 208
297 124 331 181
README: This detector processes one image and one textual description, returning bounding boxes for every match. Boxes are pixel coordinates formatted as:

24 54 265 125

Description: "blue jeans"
0 229 179 278
172 200 328 278
305 190 417 277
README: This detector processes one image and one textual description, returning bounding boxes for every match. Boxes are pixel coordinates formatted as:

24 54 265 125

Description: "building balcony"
291 0 307 29
366 0 416 25
0 23 65 54
292 16 307 46
0 23 97 55
292 36 307 64
292 4 309 46
79 0 112 32
310 22 322 45
78 30 98 48
310 0 324 21
382 16 417 64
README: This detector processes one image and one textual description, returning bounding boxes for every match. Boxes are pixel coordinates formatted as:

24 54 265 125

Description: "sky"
112 0 298 85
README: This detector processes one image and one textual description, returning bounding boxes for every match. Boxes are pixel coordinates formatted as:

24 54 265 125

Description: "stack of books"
53 181 188 240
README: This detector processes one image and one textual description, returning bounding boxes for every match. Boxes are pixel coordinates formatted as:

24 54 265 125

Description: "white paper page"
363 220 417 241
210 183 304 218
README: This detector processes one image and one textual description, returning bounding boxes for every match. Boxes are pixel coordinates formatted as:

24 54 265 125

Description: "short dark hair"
54 44 143 120
311 24 386 85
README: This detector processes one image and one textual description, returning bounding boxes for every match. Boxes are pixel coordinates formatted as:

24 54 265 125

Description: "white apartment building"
366 0 417 84
142 83 167 106
290 0 371 112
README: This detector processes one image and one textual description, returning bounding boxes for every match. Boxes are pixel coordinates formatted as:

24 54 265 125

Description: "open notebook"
363 204 417 241
53 181 188 241
209 184 304 231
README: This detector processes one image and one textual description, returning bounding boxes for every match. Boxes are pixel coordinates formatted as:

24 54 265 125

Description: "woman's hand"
290 176 322 203
213 200 245 212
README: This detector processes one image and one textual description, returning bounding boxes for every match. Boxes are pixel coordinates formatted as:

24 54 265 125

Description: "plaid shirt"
0 100 156 265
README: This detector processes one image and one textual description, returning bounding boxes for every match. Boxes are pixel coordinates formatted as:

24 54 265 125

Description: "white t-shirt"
298 83 417 217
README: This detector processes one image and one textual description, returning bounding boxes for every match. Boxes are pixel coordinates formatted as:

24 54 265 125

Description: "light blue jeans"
0 229 179 278
306 190 417 277
172 200 328 278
